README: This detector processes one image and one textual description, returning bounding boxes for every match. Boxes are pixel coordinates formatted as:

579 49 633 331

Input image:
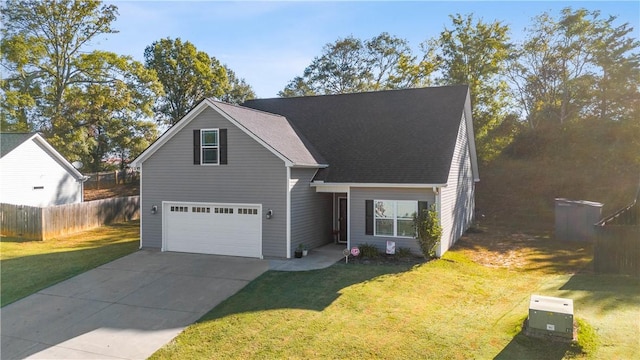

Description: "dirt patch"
454 225 593 274
84 183 139 201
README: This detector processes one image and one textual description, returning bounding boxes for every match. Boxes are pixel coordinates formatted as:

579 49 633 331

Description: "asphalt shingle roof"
211 100 326 167
243 85 470 184
0 133 36 158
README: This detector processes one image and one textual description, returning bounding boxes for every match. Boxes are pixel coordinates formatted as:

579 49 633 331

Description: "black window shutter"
193 129 201 165
365 200 373 235
219 128 228 165
418 201 429 215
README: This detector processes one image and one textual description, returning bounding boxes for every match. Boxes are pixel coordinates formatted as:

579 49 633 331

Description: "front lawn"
0 221 140 307
151 229 639 359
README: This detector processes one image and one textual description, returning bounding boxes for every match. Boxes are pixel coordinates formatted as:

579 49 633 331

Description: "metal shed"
555 198 603 242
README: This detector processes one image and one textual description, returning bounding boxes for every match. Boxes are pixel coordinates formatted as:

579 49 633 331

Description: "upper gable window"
193 128 227 165
201 129 219 165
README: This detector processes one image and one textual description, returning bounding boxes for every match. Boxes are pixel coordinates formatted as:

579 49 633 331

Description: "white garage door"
163 202 262 258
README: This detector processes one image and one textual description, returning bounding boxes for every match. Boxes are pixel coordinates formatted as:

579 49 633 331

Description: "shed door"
163 202 262 258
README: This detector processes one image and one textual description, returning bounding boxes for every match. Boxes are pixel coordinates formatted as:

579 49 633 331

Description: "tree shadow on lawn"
197 262 419 322
1 240 138 307
559 271 640 313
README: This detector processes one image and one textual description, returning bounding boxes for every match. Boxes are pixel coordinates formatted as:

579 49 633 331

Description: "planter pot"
294 250 303 258
302 249 308 257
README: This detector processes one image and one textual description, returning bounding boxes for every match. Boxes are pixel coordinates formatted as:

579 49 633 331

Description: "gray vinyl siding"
350 187 435 255
438 115 475 256
140 107 287 257
289 168 332 256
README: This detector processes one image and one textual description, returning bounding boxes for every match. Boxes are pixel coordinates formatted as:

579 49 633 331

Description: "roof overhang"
311 181 447 193
462 88 480 182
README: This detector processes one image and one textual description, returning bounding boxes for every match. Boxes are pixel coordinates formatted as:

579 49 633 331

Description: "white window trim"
201 128 219 165
373 200 417 238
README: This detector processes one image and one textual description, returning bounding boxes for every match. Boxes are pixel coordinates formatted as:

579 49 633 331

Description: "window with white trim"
374 200 417 237
201 129 219 164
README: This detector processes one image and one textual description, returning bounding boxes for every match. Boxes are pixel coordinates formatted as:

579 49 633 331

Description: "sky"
96 1 640 98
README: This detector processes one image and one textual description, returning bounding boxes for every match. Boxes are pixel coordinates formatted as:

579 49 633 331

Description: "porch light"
151 205 158 214
266 209 273 219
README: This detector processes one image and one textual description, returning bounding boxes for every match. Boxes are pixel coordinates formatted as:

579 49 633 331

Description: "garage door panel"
163 202 262 258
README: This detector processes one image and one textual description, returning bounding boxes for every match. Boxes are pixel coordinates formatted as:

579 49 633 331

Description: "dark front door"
339 198 347 243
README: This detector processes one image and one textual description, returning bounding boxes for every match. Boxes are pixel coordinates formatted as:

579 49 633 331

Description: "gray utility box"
555 198 603 242
528 295 574 339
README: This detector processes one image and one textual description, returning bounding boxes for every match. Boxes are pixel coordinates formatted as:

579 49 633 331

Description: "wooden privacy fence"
84 169 139 189
1 196 139 240
594 184 640 277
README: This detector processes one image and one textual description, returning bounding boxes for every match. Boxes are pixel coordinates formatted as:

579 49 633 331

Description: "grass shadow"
1 237 138 307
0 236 41 243
494 331 580 360
198 262 418 322
559 272 640 312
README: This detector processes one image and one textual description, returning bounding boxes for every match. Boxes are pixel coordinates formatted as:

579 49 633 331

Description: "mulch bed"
345 254 427 266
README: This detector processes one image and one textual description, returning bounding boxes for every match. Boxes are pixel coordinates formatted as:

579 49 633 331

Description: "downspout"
433 186 442 256
137 165 143 249
286 166 292 259
346 187 351 249
77 175 90 203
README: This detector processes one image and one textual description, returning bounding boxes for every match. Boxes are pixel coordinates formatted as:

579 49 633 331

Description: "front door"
339 198 347 243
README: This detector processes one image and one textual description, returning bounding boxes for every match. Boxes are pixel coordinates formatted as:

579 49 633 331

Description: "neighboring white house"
0 133 87 207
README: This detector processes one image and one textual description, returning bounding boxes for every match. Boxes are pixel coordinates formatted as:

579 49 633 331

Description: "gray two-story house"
130 85 479 259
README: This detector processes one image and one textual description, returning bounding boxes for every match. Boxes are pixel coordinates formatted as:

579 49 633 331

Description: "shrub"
358 243 380 258
395 247 413 258
413 204 442 258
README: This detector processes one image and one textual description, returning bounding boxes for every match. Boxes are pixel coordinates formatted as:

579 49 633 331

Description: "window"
238 208 258 215
214 207 234 214
201 129 219 164
374 200 417 238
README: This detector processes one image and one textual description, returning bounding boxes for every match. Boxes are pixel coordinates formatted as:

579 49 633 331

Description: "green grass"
150 235 639 359
0 221 140 307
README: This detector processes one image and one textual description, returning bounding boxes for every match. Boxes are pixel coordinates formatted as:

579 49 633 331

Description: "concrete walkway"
269 243 346 271
1 250 268 360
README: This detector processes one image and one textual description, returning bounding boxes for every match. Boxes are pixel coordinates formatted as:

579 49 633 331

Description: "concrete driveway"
1 250 268 359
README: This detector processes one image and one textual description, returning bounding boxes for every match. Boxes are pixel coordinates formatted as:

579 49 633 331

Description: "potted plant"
295 244 304 258
302 245 308 257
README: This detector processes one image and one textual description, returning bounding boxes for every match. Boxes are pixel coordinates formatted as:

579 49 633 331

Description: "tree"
59 52 162 171
508 8 640 128
144 37 229 124
220 65 256 104
279 33 432 96
1 0 161 168
431 14 514 161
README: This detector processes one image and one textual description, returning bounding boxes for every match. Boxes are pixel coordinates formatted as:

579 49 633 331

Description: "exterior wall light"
266 209 273 219
151 205 158 214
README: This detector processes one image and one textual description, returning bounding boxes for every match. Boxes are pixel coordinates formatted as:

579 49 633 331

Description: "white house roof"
0 132 85 180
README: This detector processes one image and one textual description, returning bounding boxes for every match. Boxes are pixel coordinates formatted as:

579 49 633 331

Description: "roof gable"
131 99 326 168
0 132 84 180
244 86 474 184
0 133 35 158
